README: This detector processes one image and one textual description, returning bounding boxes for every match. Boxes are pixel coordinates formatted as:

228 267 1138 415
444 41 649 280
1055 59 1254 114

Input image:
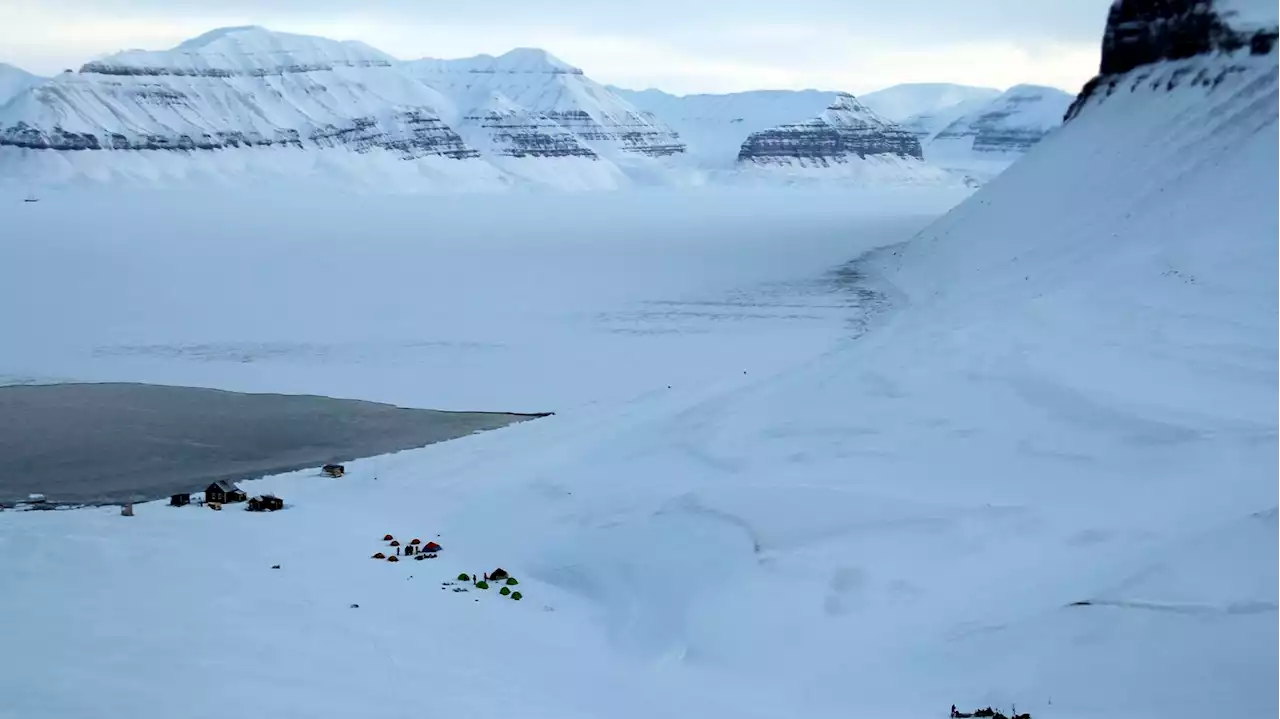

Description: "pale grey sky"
2 0 1114 93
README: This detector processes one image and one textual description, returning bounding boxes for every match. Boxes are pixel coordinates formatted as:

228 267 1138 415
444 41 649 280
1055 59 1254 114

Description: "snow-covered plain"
0 184 969 717
0 45 1276 719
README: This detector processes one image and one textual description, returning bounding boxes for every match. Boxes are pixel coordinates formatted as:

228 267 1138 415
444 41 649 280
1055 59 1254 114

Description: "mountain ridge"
0 26 1036 189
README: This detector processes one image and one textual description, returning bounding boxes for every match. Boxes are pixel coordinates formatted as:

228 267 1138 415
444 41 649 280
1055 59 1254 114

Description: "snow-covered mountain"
857 82 1001 126
734 93 940 177
0 28 685 190
910 84 1074 180
0 28 952 191
865 10 1279 710
613 87 838 167
405 50 683 164
0 27 516 189
616 88 949 184
0 63 43 107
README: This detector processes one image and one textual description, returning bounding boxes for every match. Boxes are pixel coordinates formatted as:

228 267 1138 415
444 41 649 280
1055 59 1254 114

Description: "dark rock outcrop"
0 111 476 158
1067 0 1278 119
737 93 922 167
0 73 478 158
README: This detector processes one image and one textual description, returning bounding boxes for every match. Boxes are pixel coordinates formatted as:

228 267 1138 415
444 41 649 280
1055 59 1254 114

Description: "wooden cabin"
170 493 191 507
246 495 284 512
205 480 247 504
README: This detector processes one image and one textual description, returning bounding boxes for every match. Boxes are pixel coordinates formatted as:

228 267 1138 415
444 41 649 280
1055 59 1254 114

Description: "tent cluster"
456 570 522 600
372 534 442 561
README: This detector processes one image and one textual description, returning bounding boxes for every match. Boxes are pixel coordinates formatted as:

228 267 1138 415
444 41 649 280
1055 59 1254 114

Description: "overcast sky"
3 0 1113 94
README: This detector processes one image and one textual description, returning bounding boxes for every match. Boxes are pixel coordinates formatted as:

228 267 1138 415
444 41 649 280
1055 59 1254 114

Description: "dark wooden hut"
247 495 284 512
205 480 247 504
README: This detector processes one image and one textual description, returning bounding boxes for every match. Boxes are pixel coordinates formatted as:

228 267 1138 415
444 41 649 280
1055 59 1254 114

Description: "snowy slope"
916 84 1074 180
0 63 43 107
857 82 1002 124
614 87 838 167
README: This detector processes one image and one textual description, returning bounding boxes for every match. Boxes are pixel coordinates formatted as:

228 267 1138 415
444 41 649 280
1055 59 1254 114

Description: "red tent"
423 541 442 552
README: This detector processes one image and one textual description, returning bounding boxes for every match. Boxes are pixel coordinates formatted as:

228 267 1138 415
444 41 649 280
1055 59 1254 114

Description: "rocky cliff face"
458 94 598 159
736 93 922 167
1067 0 1279 118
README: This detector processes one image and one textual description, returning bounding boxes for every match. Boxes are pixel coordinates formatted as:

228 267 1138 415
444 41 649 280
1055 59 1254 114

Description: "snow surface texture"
1 34 1276 718
0 27 959 191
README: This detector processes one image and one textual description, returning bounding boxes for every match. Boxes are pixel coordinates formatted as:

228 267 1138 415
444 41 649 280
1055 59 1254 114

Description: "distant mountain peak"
171 25 273 50
82 25 398 75
424 47 584 76
858 83 1003 124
